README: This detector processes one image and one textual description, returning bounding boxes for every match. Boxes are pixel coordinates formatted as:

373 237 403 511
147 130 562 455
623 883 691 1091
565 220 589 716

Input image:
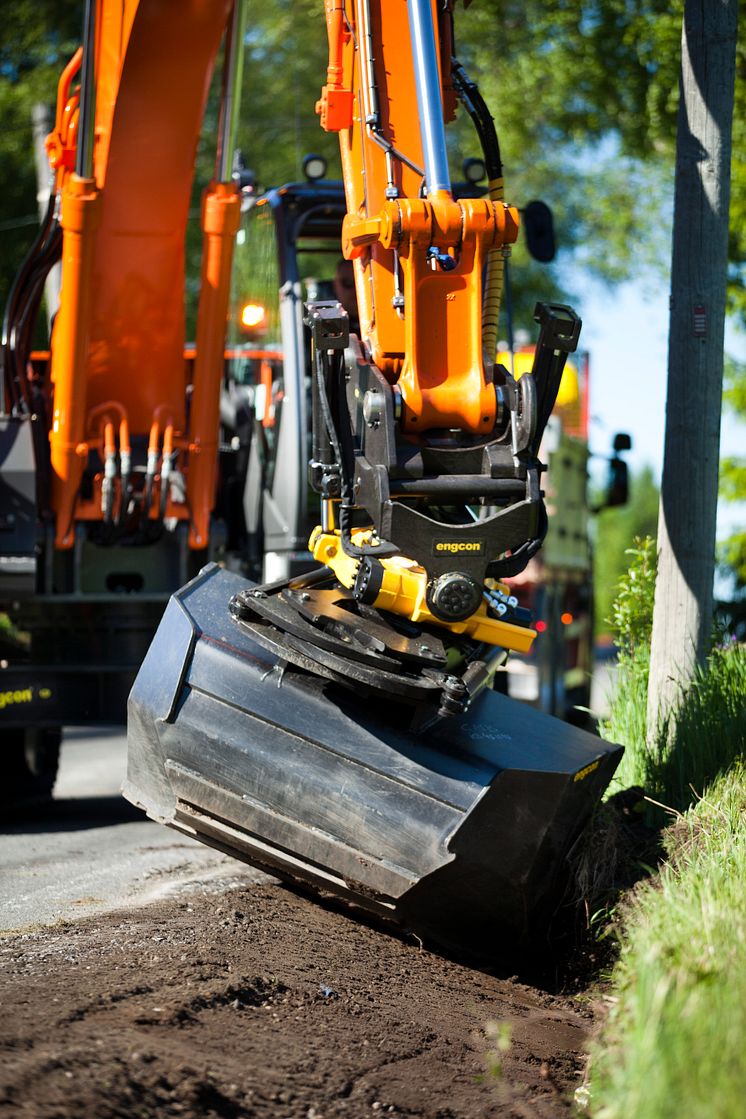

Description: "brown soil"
0 880 592 1118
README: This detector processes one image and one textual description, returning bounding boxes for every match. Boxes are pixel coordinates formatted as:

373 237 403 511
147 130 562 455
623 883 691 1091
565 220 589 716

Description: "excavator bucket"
125 564 622 954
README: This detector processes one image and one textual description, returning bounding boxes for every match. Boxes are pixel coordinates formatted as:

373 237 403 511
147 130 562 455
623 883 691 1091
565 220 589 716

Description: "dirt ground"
0 730 621 1117
0 876 594 1119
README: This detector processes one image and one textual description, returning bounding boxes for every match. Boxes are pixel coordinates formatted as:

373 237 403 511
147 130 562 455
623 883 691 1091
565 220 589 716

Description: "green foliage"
456 2 683 294
607 640 746 811
483 1020 513 1083
719 358 746 588
607 536 657 653
650 644 746 807
601 539 656 792
460 0 745 326
723 355 746 416
594 468 660 639
601 644 650 787
720 530 746 588
594 531 746 1116
588 762 746 1119
0 1 80 322
719 455 746 504
237 0 337 189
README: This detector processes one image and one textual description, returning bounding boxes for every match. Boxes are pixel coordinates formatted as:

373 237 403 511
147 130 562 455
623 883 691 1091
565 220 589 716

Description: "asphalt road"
0 726 266 935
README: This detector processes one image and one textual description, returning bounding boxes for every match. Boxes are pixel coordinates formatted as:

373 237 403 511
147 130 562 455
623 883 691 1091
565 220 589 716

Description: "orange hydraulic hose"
259 360 275 428
482 176 505 366
144 420 160 517
162 422 173 460
87 399 127 432
118 415 131 523
102 420 115 460
147 421 160 459
45 48 82 190
118 417 130 458
188 179 241 549
325 0 345 87
159 421 175 518
317 0 353 131
101 419 116 522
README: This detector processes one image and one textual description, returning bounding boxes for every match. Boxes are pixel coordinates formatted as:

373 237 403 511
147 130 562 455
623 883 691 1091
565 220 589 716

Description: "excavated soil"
0 880 593 1118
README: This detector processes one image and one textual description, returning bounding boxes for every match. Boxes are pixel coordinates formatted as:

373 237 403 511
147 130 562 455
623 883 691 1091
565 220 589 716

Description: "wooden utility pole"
647 0 738 736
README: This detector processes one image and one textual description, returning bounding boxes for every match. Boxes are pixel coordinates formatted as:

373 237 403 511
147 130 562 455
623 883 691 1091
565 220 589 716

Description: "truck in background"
500 346 630 722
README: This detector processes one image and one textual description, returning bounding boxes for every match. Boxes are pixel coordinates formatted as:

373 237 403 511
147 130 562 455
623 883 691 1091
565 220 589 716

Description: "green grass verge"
587 761 746 1119
599 537 746 812
603 642 746 812
599 644 650 792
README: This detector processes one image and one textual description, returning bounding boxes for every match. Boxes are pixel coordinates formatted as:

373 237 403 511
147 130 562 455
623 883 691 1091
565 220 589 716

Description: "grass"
599 644 650 792
581 541 746 1117
586 761 746 1119
599 537 746 813
604 641 746 812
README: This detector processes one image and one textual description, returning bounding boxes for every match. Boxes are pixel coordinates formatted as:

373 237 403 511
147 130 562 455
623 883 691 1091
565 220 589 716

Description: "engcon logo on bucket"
0 686 51 712
0 687 34 711
573 758 601 783
432 540 485 555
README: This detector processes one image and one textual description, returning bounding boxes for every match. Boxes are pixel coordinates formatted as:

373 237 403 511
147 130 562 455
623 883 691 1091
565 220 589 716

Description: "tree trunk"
647 0 738 737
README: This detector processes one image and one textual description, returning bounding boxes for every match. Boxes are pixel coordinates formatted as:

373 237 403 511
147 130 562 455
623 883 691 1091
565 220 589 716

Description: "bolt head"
362 390 385 428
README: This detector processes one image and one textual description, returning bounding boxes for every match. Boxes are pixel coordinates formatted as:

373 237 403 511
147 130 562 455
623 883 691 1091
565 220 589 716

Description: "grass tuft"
604 641 746 812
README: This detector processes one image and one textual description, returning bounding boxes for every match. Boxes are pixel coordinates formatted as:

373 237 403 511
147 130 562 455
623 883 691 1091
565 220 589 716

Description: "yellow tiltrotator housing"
309 527 536 654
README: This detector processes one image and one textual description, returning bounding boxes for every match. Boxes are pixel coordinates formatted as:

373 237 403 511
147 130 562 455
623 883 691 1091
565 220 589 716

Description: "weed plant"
600 538 655 793
587 762 746 1119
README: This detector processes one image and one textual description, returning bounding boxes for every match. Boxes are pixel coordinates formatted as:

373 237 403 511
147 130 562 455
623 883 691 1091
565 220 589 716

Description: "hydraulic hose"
451 59 505 368
1 192 59 413
313 346 396 560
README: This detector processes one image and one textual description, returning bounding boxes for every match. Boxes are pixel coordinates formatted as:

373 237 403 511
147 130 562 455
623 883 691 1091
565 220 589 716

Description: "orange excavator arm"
304 0 580 648
319 0 518 434
43 0 240 550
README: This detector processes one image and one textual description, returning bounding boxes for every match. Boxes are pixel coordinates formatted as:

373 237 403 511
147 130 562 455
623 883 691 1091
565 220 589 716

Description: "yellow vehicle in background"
502 348 630 721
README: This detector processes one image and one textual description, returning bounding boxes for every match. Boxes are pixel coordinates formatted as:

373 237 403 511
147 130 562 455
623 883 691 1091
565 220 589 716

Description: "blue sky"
574 274 745 542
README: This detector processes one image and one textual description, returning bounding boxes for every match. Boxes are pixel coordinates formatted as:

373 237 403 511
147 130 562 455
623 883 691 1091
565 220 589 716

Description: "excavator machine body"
123 0 623 952
0 0 624 946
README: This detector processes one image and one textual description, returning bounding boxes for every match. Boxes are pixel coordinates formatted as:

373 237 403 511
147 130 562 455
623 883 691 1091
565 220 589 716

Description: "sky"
572 273 745 543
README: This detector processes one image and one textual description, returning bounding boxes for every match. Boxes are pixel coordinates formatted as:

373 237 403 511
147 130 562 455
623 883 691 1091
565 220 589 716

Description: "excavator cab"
222 181 348 583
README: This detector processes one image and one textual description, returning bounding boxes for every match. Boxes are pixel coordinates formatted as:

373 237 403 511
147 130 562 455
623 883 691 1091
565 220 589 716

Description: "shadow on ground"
1 794 144 836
